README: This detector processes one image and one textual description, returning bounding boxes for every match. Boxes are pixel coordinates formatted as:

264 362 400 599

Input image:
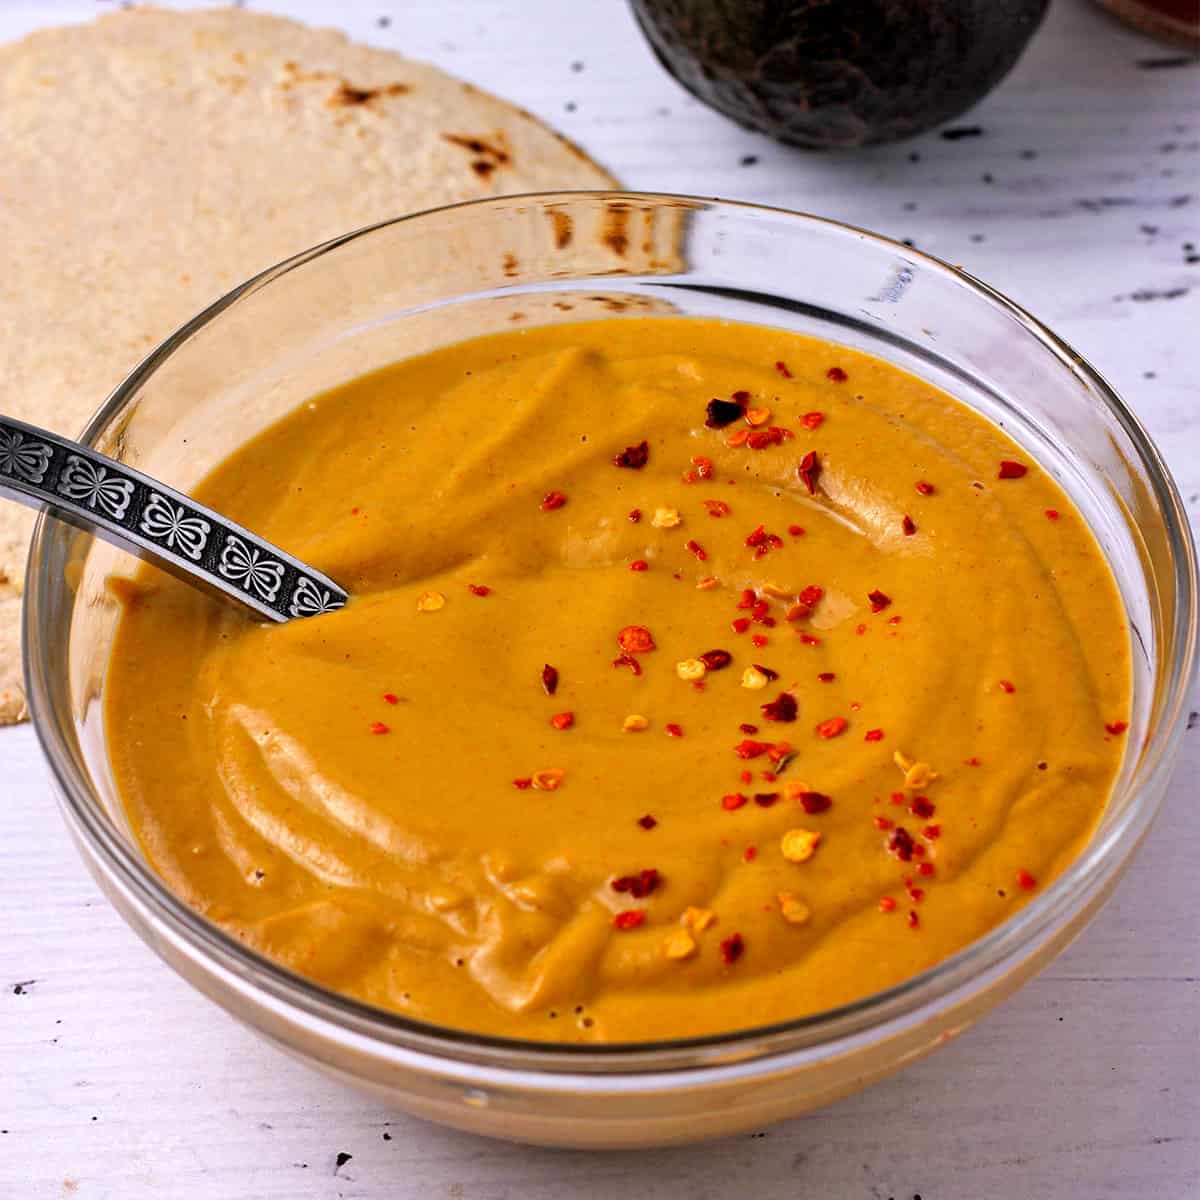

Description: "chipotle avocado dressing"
104 318 1130 1042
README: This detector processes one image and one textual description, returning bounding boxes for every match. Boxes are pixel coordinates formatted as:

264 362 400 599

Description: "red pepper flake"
731 390 751 403
798 791 833 815
382 692 399 705
541 664 559 695
912 842 927 859
751 634 769 648
887 827 916 861
1105 720 1129 735
550 711 575 731
618 625 656 654
800 411 825 430
902 515 917 537
890 791 905 806
739 723 759 735
1045 509 1060 521
612 652 643 676
815 716 847 739
630 560 649 572
368 721 390 735
867 589 891 613
721 792 748 811
691 455 714 480
731 617 752 634
907 909 920 929
998 460 1028 480
965 756 982 767
874 816 895 831
628 508 642 523
917 861 936 878
742 846 757 862
703 499 730 518
751 599 770 620
1016 869 1037 891
754 792 779 807
774 360 793 379
761 692 798 722
614 440 650 469
915 480 935 496
887 615 902 626
864 728 885 742
613 910 645 931
736 588 757 610
739 769 753 784
468 583 492 597
612 869 660 898
998 679 1016 694
637 814 658 830
719 933 745 964
705 397 745 428
753 664 780 681
766 741 793 764
826 366 848 382
879 896 897 913
685 538 708 561
910 796 936 819
817 672 836 683
788 524 806 537
797 450 820 494
922 824 942 841
513 777 533 790
541 490 567 511
726 429 750 448
734 739 770 759
665 723 684 738
699 649 733 671
799 633 822 646
760 770 777 782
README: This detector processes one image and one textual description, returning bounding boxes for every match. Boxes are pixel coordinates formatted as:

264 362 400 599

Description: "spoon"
0 414 347 622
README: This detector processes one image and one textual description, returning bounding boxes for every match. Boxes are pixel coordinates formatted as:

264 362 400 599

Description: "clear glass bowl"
23 193 1197 1148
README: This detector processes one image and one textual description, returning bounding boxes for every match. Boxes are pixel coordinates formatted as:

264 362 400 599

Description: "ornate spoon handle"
0 414 347 623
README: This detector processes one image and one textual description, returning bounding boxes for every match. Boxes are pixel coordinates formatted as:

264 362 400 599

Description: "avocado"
630 0 1049 149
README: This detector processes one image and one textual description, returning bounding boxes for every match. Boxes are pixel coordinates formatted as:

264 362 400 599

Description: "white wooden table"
2 1 1197 1196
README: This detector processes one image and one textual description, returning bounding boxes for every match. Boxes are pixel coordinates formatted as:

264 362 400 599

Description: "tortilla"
0 5 617 723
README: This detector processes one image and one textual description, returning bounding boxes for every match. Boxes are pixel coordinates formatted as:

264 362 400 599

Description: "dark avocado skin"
630 0 1050 149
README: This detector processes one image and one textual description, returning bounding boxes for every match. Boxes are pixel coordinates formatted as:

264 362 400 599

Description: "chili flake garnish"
826 366 848 382
368 721 390 735
703 499 730 518
910 796 936 819
630 560 648 572
875 816 895 831
917 861 936 878
998 679 1016 694
762 692 799 722
732 617 753 635
1045 509 1060 521
637 814 657 830
734 739 771 759
699 649 733 671
531 768 565 792
781 829 821 863
739 723 758 734
697 576 720 590
613 440 650 469
879 896 897 913
751 634 769 648
613 910 645 931
382 693 399 705
907 910 920 929
799 633 822 646
998 460 1028 480
513 777 532 790
618 625 656 654
868 589 891 613
754 792 779 807
542 664 559 695
726 429 750 448
815 716 847 739
468 584 492 597
742 845 757 862
1016 869 1038 890
705 397 745 428
865 728 885 742
1105 720 1129 735
923 824 940 840
800 411 825 431
887 827 916 861
915 480 935 496
755 663 780 680
685 538 708 561
798 791 832 815
818 672 835 683
720 933 745 965
665 723 684 738
747 426 793 450
612 869 660 898
788 524 806 537
540 490 567 511
775 360 793 378
902 515 917 536
722 793 748 811
613 653 643 676
628 508 642 523
797 450 820 494
550 712 575 730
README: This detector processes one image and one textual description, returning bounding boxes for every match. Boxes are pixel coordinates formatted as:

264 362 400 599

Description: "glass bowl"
23 193 1197 1148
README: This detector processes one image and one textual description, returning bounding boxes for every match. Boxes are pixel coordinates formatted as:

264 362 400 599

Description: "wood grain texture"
1 1 1197 1196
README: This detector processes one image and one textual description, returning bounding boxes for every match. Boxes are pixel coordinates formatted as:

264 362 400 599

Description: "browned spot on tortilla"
589 295 630 312
548 209 573 249
443 133 512 164
502 253 519 277
553 301 575 311
328 81 411 107
601 204 630 257
508 311 526 322
471 160 496 177
231 50 246 65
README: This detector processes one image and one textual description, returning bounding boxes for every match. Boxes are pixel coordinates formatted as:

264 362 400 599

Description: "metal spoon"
0 414 347 622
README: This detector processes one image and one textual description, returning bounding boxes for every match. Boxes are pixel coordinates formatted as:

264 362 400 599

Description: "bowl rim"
23 190 1200 1072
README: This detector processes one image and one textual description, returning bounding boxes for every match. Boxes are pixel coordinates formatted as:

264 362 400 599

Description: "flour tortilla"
0 6 618 723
